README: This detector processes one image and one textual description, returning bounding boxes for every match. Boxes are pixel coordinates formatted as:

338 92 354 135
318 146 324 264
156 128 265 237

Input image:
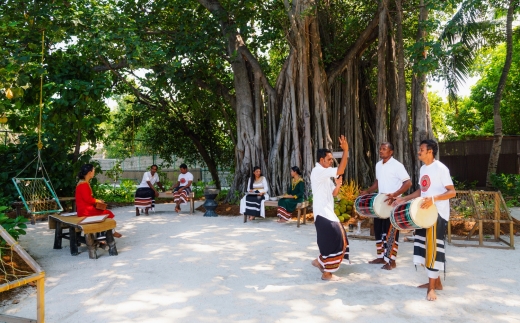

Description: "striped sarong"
373 217 399 262
413 215 447 279
383 226 399 262
135 187 155 209
315 215 348 273
173 186 192 205
244 194 264 217
277 206 291 221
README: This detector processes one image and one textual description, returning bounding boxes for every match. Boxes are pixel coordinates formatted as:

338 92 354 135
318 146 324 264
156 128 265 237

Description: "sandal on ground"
113 232 122 238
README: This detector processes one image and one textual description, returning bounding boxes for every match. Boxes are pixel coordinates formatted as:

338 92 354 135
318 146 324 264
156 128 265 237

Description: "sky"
428 76 478 100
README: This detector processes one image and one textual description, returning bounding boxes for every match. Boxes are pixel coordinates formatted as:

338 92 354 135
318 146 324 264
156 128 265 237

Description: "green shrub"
451 176 478 190
92 180 137 203
0 206 29 254
490 173 520 206
191 180 205 199
216 188 229 201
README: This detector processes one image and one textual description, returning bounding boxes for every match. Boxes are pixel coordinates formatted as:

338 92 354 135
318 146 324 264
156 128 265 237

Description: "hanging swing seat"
12 177 63 217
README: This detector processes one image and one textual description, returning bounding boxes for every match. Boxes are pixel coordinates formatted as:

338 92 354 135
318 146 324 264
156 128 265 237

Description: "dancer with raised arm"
310 135 349 281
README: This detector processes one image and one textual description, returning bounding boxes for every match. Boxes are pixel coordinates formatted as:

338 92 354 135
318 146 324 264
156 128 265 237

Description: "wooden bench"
158 191 196 214
243 200 309 227
12 197 76 224
49 213 118 259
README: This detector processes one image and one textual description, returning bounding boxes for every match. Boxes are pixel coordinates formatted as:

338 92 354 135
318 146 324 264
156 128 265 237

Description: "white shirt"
138 171 160 188
419 160 454 221
246 176 269 197
239 176 270 217
310 162 338 222
178 172 194 187
376 157 410 194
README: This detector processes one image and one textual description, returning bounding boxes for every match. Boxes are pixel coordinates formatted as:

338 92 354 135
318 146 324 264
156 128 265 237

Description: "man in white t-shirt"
310 135 349 281
134 165 165 216
360 142 411 270
172 163 194 213
394 139 456 301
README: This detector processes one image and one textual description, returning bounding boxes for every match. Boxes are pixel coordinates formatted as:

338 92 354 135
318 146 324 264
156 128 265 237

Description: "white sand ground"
2 203 520 323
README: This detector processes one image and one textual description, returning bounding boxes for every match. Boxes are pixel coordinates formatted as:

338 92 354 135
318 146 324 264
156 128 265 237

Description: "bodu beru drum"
354 193 393 219
390 197 438 230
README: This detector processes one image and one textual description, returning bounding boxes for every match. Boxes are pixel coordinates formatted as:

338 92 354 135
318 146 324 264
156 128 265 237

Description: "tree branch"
92 58 129 72
197 0 275 97
327 13 380 85
194 78 237 112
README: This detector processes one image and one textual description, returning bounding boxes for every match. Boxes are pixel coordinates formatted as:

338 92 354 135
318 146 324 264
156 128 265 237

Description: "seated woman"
239 166 270 221
277 166 305 223
76 164 122 238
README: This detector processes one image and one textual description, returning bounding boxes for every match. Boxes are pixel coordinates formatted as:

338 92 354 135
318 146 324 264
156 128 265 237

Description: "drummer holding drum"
393 139 456 301
358 142 412 270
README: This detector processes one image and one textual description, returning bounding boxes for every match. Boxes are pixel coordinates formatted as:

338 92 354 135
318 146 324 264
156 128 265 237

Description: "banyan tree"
80 0 441 199
197 0 434 199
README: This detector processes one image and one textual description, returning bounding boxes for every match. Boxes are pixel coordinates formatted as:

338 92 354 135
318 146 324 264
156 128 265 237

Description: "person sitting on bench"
134 164 165 216
240 166 270 221
277 166 305 223
75 164 122 238
172 164 194 213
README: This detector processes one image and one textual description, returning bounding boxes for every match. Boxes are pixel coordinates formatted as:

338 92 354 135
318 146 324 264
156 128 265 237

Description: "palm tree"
486 0 518 188
436 0 499 112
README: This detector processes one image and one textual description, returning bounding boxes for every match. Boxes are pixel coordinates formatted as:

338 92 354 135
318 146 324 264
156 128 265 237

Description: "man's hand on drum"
420 196 435 209
392 196 406 207
384 193 396 205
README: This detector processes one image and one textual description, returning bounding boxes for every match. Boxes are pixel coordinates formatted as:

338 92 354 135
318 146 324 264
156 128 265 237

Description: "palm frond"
436 0 501 109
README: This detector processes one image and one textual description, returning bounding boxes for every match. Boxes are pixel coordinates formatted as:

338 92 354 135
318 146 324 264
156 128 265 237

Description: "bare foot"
311 259 324 273
175 206 181 213
368 258 386 264
248 216 255 221
418 278 443 290
113 232 122 238
426 288 437 301
381 260 396 270
321 272 341 281
277 218 288 223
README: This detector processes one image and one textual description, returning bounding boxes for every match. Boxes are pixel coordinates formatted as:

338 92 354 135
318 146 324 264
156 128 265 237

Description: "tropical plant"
490 173 520 206
0 206 29 249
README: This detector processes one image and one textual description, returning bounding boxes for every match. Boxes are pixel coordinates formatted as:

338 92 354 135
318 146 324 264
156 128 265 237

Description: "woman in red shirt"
76 164 122 238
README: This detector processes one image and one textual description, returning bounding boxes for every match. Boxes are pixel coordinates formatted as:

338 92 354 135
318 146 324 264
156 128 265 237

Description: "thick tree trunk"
486 0 517 188
198 0 266 202
392 0 412 176
411 0 433 187
376 0 388 145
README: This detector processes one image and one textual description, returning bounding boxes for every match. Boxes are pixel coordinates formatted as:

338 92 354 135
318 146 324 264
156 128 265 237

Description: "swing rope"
12 30 62 215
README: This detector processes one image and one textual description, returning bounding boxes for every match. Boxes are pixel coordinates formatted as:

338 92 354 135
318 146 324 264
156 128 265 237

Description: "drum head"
372 194 393 219
410 198 438 228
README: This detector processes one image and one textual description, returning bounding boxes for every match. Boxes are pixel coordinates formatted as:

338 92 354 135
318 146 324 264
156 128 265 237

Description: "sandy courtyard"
2 203 520 323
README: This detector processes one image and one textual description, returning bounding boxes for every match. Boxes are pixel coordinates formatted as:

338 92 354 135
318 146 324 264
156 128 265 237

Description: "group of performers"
76 135 454 301
310 136 455 301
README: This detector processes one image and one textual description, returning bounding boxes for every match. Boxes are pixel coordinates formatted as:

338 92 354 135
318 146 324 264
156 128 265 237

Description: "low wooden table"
49 213 118 259
158 191 195 214
244 200 309 227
